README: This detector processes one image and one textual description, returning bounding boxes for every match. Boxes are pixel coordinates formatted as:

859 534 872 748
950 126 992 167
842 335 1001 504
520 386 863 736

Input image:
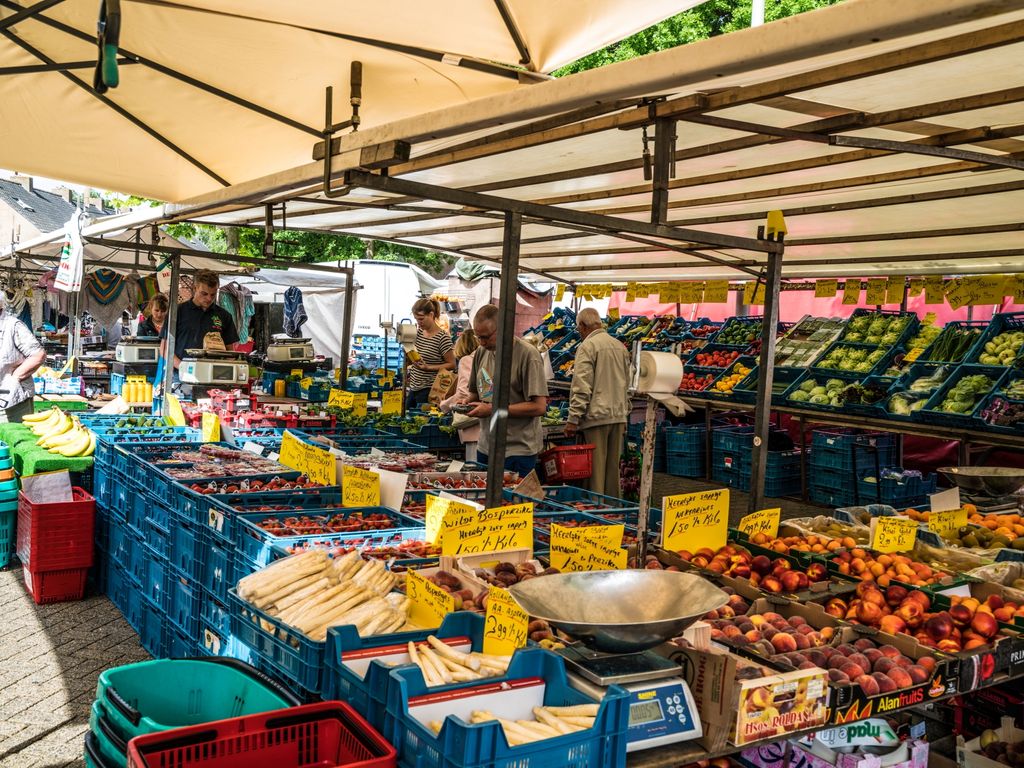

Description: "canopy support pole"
485 211 522 509
651 117 676 225
162 254 180 404
339 266 356 387
748 234 784 513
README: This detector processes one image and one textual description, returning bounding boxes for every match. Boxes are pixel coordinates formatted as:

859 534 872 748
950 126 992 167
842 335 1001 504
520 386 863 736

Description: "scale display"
624 680 701 752
212 364 236 381
137 347 157 361
630 699 664 725
289 347 307 359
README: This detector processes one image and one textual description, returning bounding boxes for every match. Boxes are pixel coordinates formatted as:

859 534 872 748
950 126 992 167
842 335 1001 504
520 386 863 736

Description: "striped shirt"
407 328 453 391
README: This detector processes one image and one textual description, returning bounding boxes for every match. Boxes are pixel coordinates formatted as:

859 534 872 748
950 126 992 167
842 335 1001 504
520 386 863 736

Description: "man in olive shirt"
467 304 548 476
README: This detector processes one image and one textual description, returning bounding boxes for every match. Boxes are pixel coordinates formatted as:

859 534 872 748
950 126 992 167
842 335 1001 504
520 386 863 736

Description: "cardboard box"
741 737 928 768
658 641 829 748
957 716 1024 768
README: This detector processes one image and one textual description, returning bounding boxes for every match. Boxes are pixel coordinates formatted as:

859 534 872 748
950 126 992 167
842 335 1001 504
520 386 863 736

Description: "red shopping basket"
16 487 95 571
127 701 396 768
539 443 595 483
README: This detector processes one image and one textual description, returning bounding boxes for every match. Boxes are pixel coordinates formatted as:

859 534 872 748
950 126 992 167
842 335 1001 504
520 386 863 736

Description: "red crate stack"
15 487 95 604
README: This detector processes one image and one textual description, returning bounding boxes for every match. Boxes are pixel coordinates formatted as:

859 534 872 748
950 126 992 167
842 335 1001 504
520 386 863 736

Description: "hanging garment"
283 286 308 337
54 210 84 293
218 282 255 343
86 269 126 305
136 274 159 307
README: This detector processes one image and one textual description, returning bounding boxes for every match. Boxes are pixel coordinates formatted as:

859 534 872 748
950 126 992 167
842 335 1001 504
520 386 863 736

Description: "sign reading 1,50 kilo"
662 488 729 553
441 503 533 556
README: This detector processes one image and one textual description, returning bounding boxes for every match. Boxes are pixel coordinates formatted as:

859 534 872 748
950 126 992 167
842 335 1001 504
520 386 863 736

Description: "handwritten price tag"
737 507 781 539
704 280 729 303
483 586 529 656
842 280 861 305
442 503 533 557
342 465 380 506
425 494 481 545
549 524 627 572
924 276 945 305
165 393 186 426
928 508 968 539
662 488 729 553
280 430 337 485
201 412 220 443
743 282 765 306
678 282 704 304
351 392 368 417
328 389 355 409
814 279 838 298
406 569 454 629
865 278 887 305
870 516 918 553
382 390 403 415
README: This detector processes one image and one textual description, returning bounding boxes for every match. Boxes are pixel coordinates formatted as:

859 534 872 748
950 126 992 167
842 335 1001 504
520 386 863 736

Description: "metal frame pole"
485 211 522 509
162 254 180 402
635 396 658 565
748 238 784 512
339 265 356 386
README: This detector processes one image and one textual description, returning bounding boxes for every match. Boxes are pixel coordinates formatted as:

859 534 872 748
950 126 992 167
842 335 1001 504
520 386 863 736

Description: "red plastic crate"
539 443 595 482
22 566 88 604
16 487 95 570
127 701 396 768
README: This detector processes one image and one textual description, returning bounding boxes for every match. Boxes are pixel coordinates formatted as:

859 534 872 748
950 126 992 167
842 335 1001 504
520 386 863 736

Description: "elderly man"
564 308 632 496
466 304 548 476
0 296 46 423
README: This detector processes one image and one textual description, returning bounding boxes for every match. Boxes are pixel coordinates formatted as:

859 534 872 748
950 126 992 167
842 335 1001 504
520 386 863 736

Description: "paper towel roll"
636 351 684 394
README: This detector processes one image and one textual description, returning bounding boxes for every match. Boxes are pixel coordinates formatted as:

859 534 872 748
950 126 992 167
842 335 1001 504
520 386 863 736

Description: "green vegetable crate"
918 364 1007 426
918 320 989 363
883 363 956 420
967 311 1024 366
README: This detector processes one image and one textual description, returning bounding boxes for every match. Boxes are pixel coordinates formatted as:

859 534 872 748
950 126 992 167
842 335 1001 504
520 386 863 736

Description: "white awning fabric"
0 0 697 202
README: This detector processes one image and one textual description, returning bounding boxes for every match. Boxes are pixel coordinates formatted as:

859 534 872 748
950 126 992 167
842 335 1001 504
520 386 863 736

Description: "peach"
723 625 743 639
885 585 909 607
905 591 932 611
794 633 811 650
878 644 902 659
887 668 914 689
828 655 850 670
925 613 954 643
855 674 880 696
948 604 973 628
970 612 999 640
745 630 763 643
836 644 857 657
937 638 962 653
789 615 807 627
994 607 1015 623
907 665 930 684
806 650 828 668
873 657 898 675
750 555 772 576
827 668 850 684
872 672 898 693
986 594 1005 611
847 653 871 673
840 661 866 679
879 615 908 635
916 656 936 673
853 638 876 652
780 570 804 593
718 605 736 618
771 633 798 653
863 648 884 665
806 563 828 582
896 601 925 629
963 638 988 651
856 601 886 625
761 576 783 593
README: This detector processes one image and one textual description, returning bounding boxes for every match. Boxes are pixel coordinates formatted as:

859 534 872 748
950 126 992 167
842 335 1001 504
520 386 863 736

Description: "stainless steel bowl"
508 570 728 653
938 466 1024 497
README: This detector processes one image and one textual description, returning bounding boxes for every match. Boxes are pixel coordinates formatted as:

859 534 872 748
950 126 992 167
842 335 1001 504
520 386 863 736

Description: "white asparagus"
295 593 371 635
426 636 482 671
475 657 510 672
276 578 333 612
533 707 579 734
380 613 407 634
359 612 390 637
494 717 536 745
419 646 452 684
408 641 438 686
239 551 325 593
243 556 327 599
555 716 596 728
515 720 561 739
254 572 324 609
543 704 599 718
428 721 443 735
416 645 447 686
436 653 484 680
278 585 352 625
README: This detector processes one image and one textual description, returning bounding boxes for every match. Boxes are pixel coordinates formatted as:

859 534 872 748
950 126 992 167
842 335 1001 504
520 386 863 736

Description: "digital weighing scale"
115 337 161 364
266 338 315 363
179 349 250 386
509 570 727 753
939 466 1024 513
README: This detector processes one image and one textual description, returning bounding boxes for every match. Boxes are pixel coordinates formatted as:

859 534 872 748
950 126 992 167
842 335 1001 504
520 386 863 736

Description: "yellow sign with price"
328 389 355 409
441 503 534 557
406 569 454 629
870 516 918 553
279 430 337 486
662 488 729 553
549 524 627 572
483 586 529 656
737 507 781 540
381 390 403 415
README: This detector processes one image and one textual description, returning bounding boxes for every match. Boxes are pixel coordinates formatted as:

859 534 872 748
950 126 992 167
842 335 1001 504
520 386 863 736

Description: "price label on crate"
662 488 729 553
351 392 368 418
201 412 220 443
279 430 337 485
406 569 454 629
425 494 481 545
737 507 781 539
484 586 529 656
442 502 533 557
342 465 380 506
870 516 918 553
549 523 627 572
165 393 186 427
381 390 403 415
328 389 355 410
927 507 968 539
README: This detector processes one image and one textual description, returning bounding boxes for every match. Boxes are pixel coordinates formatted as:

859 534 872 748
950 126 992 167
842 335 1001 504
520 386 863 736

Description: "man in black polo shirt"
160 270 239 389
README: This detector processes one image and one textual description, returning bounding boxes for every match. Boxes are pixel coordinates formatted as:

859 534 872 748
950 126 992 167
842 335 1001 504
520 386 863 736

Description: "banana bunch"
22 407 95 457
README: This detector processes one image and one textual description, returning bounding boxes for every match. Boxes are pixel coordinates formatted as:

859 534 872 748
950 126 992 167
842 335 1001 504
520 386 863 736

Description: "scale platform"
558 644 680 686
266 338 315 363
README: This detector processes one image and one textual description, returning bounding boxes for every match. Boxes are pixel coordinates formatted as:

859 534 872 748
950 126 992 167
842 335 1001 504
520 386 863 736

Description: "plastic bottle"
274 378 286 397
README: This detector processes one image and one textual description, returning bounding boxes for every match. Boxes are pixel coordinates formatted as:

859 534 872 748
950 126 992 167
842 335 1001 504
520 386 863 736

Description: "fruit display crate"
809 428 897 471
855 470 938 508
918 364 1008 428
966 311 1024 365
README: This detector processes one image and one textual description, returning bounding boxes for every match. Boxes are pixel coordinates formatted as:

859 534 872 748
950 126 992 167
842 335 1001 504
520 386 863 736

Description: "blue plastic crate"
199 530 234 604
162 624 193 659
142 510 168 563
139 596 164 656
809 483 860 508
839 308 920 347
166 569 200 636
229 588 323 694
323 613 485 730
711 463 801 496
919 320 989 363
919 364 1007 427
966 311 1024 365
108 517 131 564
663 424 705 454
141 543 167 608
93 465 111 507
384 649 629 768
809 428 897 471
201 593 232 638
105 560 129 608
169 516 204 581
234 508 422 567
127 490 147 535
856 470 937 508
806 465 858 494
665 450 705 478
126 529 146 587
123 579 144 633
198 619 254 664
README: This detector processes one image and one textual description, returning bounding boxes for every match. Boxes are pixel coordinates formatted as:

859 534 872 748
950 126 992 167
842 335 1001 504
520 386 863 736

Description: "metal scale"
115 336 161 364
509 570 728 752
178 349 250 387
939 466 1024 513
265 338 315 363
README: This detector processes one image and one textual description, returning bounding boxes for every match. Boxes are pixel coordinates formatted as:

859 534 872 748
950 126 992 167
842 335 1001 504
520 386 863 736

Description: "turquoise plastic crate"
0 508 14 568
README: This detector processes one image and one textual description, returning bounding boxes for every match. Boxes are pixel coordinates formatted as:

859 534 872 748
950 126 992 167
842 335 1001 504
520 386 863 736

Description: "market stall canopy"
0 0 698 202
159 0 1024 281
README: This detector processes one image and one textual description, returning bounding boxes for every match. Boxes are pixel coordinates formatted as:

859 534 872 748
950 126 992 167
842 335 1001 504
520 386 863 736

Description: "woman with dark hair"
137 293 169 337
405 297 455 410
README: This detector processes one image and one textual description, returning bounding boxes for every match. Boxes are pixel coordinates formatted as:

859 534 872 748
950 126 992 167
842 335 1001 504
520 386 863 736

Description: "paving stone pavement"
0 566 147 768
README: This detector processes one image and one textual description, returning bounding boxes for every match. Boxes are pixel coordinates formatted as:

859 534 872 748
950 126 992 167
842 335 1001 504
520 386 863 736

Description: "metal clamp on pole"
321 61 363 198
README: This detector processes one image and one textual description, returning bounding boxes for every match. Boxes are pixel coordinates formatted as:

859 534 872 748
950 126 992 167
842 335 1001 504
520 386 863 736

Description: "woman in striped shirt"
405 298 455 410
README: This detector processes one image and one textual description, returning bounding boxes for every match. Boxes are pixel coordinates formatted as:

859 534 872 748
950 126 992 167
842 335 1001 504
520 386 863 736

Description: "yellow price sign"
743 282 766 306
737 507 781 540
425 494 481 545
607 307 620 321
290 368 304 378
165 393 186 427
279 430 337 486
927 508 968 539
548 524 627 572
865 278 887 305
703 280 729 304
886 276 906 305
201 412 220 443
442 502 533 557
870 516 918 554
842 280 861 305
381 390 403 415
678 282 704 304
342 464 380 507
908 278 925 298
328 389 355 409
351 392 368 418
406 569 454 629
924 276 945 305
814 279 838 298
662 488 729 553
554 284 565 301
483 586 529 656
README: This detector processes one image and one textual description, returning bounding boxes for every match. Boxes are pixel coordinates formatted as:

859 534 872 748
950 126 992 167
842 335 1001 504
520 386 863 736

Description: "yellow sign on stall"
201 412 220 443
165 393 186 427
328 389 355 409
842 280 861 305
704 280 730 303
927 508 968 539
662 488 729 553
406 569 454 629
870 516 918 553
381 390 403 415
279 430 337 485
483 586 529 655
865 278 887 305
425 495 481 545
737 507 781 539
342 465 380 507
351 393 368 418
548 524 627 572
814 279 838 298
441 503 533 557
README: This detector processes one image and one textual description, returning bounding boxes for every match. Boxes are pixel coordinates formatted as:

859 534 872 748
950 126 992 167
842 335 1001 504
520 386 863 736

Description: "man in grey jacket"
564 308 632 496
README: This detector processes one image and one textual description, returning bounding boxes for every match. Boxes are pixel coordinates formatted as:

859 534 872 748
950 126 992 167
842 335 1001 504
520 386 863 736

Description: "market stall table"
0 423 94 477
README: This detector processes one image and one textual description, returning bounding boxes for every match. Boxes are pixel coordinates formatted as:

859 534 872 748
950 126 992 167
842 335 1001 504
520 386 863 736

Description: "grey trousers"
582 422 625 497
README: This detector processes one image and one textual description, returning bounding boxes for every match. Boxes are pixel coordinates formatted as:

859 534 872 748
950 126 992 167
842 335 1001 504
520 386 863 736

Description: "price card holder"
407 569 454 629
928 508 968 539
548 524 627 572
442 502 534 557
328 389 355 409
737 507 781 539
870 516 918 553
342 465 380 506
483 586 529 656
381 390 403 415
201 412 220 443
662 489 729 552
